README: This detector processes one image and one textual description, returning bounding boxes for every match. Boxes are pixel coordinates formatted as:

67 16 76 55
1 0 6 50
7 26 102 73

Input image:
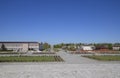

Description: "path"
57 51 120 64
57 51 99 64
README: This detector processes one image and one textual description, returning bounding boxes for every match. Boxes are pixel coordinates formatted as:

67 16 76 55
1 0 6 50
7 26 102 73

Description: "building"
0 41 40 52
95 45 109 50
113 46 120 51
80 46 95 51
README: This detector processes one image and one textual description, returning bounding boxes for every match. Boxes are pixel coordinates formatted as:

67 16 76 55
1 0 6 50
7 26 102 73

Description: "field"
0 56 64 62
83 55 120 61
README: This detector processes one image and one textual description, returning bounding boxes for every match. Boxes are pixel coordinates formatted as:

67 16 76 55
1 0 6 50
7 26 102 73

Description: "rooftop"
0 41 39 43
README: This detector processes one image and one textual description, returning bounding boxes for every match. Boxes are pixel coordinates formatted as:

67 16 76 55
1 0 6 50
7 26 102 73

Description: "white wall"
81 46 95 50
0 42 40 52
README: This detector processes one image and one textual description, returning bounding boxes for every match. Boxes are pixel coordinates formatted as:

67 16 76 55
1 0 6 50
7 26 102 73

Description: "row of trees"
54 43 78 51
53 43 120 51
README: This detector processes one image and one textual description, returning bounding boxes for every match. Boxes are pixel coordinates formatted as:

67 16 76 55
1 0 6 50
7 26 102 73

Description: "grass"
53 48 58 52
33 52 55 54
0 56 64 62
0 50 13 52
0 50 19 54
83 55 120 61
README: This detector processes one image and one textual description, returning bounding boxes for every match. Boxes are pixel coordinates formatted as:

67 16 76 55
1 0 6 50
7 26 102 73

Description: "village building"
113 46 120 51
0 41 40 52
80 46 95 51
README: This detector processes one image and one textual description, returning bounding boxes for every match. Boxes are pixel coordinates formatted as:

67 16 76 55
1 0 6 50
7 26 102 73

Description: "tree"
1 44 7 51
108 44 113 50
53 43 64 48
43 42 51 50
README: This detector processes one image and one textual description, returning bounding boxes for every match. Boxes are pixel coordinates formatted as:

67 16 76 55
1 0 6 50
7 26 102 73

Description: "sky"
0 0 120 44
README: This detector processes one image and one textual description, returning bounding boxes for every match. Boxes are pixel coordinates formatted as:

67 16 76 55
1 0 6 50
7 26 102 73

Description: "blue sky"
0 0 120 44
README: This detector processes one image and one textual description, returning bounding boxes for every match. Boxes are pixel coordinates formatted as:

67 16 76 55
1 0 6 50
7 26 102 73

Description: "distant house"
81 46 95 51
95 46 109 50
113 46 120 51
0 41 40 52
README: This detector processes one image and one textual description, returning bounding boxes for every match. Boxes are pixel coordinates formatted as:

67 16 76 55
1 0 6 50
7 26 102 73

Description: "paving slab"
0 63 120 78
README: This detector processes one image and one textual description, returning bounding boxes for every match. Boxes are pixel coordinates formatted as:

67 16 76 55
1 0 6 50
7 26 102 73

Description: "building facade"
81 46 95 51
113 46 120 51
0 41 40 52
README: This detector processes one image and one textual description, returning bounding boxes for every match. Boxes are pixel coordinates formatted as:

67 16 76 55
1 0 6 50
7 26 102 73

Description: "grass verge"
0 56 64 62
83 55 120 61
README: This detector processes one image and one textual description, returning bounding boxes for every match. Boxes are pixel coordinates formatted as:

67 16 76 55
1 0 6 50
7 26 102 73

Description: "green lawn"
83 55 120 61
0 56 64 62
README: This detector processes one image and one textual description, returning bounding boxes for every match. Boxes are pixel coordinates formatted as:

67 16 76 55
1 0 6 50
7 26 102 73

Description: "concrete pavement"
0 51 120 78
0 63 120 78
57 51 120 64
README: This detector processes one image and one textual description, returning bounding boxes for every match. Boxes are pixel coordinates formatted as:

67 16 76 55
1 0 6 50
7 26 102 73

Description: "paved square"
0 51 120 78
0 63 120 78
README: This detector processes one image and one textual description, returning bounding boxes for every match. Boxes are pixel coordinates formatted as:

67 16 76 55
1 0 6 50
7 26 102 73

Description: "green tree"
108 44 113 50
1 44 7 51
53 43 64 48
43 42 51 50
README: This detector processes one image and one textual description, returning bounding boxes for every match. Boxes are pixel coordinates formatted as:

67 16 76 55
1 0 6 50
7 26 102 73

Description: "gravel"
0 63 120 78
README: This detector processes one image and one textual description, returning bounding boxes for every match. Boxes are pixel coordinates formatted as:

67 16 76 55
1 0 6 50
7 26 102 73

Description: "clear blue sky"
0 0 120 44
